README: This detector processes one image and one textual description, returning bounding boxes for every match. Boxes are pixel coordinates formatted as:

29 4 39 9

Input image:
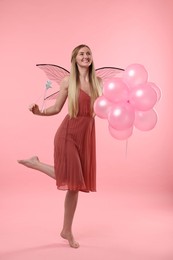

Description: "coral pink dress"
54 89 96 192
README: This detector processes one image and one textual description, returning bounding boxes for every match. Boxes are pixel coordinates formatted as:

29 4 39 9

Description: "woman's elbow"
54 106 62 114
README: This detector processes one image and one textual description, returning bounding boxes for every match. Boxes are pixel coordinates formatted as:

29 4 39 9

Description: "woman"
18 44 102 248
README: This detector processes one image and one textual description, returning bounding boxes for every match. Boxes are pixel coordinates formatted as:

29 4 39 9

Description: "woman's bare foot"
17 156 40 169
18 156 56 179
60 231 80 248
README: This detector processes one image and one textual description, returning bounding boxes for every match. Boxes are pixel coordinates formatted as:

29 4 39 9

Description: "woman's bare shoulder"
97 76 103 84
60 75 70 90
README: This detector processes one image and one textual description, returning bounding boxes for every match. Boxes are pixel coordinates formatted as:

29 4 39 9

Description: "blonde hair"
68 44 102 118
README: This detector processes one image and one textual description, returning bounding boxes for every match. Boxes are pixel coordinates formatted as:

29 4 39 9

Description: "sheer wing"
37 65 124 101
36 64 70 85
95 67 124 80
36 64 70 100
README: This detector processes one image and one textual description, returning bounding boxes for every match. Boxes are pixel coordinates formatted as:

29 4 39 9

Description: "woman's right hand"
29 104 41 115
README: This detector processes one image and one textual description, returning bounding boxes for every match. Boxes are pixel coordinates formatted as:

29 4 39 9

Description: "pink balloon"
129 84 157 111
108 102 135 130
94 96 113 119
147 82 161 102
103 78 129 103
109 125 133 140
123 64 148 87
134 109 158 131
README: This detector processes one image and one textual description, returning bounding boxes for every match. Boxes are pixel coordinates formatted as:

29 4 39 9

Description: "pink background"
1 0 173 259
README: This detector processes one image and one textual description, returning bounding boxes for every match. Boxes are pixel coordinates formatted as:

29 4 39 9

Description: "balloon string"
125 139 128 159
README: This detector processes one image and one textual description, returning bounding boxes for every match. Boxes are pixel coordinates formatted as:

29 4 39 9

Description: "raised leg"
18 156 55 179
18 157 80 248
61 190 79 248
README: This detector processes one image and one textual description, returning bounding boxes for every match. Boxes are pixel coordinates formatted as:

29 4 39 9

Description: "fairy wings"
36 64 124 100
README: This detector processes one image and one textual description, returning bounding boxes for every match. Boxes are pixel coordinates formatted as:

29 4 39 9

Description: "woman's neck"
78 67 90 82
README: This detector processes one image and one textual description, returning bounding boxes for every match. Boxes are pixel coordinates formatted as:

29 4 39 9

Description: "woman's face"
75 47 93 68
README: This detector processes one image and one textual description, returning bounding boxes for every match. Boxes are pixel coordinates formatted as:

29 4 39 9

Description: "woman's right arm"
29 76 69 116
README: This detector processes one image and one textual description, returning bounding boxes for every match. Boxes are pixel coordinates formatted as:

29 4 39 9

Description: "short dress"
54 89 96 192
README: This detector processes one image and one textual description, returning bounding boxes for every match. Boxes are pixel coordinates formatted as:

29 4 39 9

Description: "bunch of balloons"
94 64 161 140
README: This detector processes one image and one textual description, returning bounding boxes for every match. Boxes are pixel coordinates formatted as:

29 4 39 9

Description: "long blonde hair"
68 44 102 118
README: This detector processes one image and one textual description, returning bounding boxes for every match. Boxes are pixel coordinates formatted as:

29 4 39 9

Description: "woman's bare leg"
61 191 79 248
17 156 55 179
18 157 79 248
